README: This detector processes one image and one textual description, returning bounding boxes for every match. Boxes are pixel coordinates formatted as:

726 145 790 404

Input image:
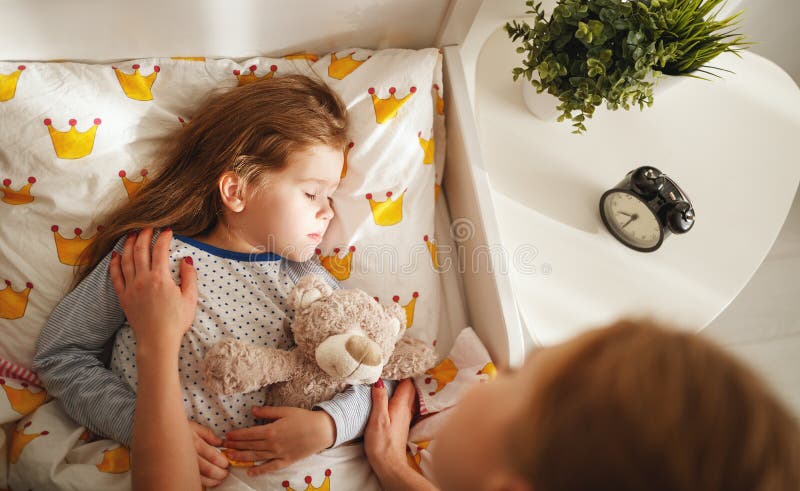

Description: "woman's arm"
109 228 201 491
365 379 439 491
32 235 136 445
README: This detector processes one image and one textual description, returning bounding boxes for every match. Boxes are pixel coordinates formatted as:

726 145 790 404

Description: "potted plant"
505 0 747 133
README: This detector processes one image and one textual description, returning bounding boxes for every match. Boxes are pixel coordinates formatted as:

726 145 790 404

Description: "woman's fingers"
121 231 137 281
388 379 416 423
151 228 173 274
197 455 229 482
368 380 390 429
179 256 198 303
133 227 154 274
200 476 222 489
108 251 125 297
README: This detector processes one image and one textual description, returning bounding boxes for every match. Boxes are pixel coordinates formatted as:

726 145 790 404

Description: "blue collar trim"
174 235 282 262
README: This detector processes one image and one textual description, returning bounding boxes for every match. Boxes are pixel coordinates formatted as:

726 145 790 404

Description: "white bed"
0 1 524 488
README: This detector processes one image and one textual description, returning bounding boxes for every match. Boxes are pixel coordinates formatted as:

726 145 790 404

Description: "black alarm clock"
599 166 695 252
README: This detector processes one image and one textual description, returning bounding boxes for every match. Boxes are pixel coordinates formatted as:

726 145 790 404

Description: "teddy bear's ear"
289 275 334 311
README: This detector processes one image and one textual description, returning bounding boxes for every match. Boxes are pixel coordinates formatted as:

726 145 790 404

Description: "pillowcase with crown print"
0 49 446 384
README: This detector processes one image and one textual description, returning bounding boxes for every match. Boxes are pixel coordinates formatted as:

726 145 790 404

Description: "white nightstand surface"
475 27 800 346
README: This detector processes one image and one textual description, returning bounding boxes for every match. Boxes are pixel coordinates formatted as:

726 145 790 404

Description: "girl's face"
230 144 343 261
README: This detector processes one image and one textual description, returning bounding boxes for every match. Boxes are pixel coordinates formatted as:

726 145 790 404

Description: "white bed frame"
0 0 526 368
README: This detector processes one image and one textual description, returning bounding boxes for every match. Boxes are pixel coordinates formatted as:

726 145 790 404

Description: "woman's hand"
188 421 230 488
109 227 197 354
221 406 336 477
364 379 418 483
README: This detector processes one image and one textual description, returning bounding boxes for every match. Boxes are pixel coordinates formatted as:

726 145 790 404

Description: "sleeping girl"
32 74 388 487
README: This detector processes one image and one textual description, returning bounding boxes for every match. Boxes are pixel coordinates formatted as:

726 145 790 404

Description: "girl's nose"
318 199 334 220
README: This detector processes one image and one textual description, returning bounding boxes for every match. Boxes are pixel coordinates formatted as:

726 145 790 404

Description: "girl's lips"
308 233 322 242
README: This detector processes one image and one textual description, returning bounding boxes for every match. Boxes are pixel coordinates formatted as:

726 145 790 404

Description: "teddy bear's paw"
202 339 262 395
382 337 438 380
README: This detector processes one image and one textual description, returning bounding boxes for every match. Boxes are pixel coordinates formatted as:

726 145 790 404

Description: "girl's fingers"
151 228 173 274
121 231 137 282
108 251 125 296
133 227 154 274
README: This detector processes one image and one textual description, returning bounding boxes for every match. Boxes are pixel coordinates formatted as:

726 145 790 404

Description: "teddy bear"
202 274 437 409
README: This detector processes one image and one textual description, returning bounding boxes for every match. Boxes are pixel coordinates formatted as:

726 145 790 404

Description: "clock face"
601 191 662 250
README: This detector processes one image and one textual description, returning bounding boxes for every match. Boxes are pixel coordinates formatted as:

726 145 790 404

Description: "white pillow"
0 48 445 379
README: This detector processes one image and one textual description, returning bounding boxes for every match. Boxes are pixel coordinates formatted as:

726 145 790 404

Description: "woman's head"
77 74 348 282
435 319 800 491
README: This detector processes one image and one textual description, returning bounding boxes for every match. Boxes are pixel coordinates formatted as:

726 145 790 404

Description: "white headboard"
0 0 483 61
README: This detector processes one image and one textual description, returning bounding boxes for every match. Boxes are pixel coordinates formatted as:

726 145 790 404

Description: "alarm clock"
599 166 695 252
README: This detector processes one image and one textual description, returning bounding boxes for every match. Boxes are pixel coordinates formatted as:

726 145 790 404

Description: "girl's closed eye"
305 192 317 201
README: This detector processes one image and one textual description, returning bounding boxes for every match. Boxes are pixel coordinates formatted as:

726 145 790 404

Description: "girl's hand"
221 406 336 476
188 421 230 488
364 379 417 481
109 227 198 354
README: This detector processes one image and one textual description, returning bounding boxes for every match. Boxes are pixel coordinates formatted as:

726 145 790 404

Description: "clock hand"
617 211 633 217
620 217 634 229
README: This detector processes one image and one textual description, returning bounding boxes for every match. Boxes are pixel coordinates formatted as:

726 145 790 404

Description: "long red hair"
510 319 800 491
75 74 348 287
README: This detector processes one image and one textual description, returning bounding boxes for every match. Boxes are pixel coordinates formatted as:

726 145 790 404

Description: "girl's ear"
218 171 246 213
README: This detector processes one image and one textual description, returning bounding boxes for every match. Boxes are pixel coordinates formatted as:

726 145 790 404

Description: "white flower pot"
520 81 561 121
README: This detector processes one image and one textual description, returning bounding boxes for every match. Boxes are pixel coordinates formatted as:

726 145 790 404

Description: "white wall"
717 0 799 84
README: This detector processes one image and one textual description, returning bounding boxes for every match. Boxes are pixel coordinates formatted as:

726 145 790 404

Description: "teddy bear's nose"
345 336 382 367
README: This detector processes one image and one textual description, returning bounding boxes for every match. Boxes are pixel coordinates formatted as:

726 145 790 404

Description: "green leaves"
504 0 748 133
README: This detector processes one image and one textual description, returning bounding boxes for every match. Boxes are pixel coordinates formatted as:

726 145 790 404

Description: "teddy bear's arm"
202 339 303 395
381 336 438 380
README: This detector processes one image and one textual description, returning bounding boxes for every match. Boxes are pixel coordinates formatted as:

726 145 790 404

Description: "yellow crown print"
316 245 355 281
423 235 439 270
0 378 47 415
10 421 49 464
282 469 332 491
477 362 497 382
407 440 431 474
285 53 319 62
2 176 36 205
434 182 441 203
171 56 206 61
418 131 435 165
44 117 101 159
393 291 419 328
97 446 131 474
112 64 160 101
424 357 458 396
0 65 25 102
328 51 368 80
341 141 353 179
0 279 33 320
369 86 416 124
51 225 102 266
119 169 150 198
366 190 406 226
234 64 277 86
433 83 444 115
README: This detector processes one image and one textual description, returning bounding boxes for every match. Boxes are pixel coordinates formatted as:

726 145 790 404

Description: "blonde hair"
509 319 800 491
75 74 348 286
